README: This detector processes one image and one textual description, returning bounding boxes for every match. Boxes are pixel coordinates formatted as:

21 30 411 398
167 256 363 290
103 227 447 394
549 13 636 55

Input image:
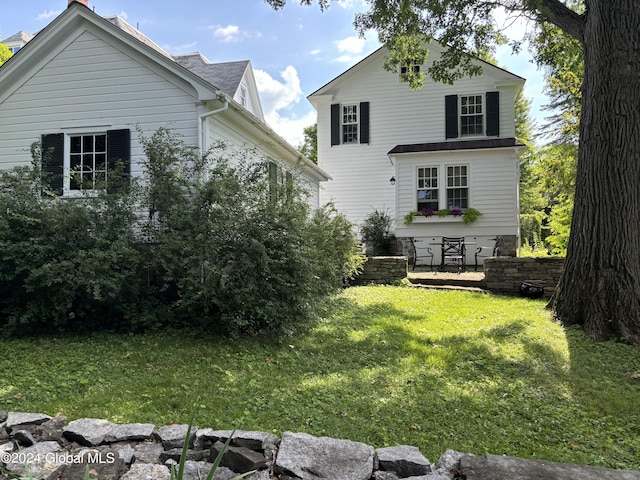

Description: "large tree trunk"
551 0 640 344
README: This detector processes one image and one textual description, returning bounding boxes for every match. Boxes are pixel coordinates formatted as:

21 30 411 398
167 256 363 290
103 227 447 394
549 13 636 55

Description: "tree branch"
534 0 585 42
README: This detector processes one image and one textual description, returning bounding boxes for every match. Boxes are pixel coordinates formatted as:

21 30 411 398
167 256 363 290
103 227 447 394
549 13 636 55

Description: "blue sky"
1 0 548 146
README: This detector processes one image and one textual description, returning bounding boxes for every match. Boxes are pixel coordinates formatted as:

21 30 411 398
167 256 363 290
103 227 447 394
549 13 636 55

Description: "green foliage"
403 208 482 224
297 123 318 164
136 128 360 336
3 287 640 470
360 209 394 255
0 128 360 337
0 43 11 66
0 165 140 335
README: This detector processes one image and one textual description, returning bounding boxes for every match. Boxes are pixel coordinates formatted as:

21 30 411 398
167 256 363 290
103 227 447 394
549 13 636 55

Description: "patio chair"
409 237 434 271
474 236 503 271
441 236 466 272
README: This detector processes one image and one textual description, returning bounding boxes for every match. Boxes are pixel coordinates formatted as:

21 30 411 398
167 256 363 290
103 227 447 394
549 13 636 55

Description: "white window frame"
417 166 439 212
239 85 247 107
416 163 470 212
341 104 359 144
63 131 108 197
460 94 484 136
446 164 469 210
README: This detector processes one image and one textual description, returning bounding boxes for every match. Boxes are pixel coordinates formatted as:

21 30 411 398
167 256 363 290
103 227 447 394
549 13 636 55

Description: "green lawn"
2 286 639 469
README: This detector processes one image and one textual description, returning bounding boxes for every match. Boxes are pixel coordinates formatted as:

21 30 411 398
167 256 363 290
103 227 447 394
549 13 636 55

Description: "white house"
308 42 525 268
0 0 328 207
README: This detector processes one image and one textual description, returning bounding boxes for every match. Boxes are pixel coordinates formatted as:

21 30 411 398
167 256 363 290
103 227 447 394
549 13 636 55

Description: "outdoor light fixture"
389 176 396 185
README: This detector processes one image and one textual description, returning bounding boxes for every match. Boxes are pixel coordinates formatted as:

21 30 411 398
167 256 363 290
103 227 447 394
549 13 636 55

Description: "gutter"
199 91 229 152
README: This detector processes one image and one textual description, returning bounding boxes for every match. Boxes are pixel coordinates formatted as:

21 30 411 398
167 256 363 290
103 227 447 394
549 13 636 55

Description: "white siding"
313 45 523 235
0 30 199 176
206 110 322 208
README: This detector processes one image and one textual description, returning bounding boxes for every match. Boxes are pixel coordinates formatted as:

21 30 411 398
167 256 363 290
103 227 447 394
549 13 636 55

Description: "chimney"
68 0 89 6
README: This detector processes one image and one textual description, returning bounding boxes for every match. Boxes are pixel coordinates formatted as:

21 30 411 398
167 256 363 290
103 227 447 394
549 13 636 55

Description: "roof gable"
308 41 525 101
0 3 221 104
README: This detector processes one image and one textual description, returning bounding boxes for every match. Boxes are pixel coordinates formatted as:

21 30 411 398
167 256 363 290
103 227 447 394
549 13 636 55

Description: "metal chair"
409 237 434 271
474 236 503 271
441 236 466 272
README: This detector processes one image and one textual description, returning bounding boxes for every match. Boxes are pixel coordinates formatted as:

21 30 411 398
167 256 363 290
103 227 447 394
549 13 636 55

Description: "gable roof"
2 30 35 45
103 15 173 59
308 42 525 100
173 55 249 98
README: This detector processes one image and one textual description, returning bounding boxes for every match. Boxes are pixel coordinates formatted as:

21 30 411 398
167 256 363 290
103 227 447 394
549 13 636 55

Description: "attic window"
400 61 421 76
239 86 247 107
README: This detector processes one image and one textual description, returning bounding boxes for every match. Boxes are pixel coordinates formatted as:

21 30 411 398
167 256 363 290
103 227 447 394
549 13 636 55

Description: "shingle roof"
2 31 35 44
172 54 249 97
103 16 173 59
388 137 525 155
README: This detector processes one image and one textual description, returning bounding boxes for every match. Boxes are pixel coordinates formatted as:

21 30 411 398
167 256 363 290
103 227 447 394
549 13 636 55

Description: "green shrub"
0 128 360 337
360 208 395 255
138 128 360 336
0 166 140 335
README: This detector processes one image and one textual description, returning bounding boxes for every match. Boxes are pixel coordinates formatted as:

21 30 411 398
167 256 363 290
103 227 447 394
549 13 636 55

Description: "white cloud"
213 25 246 43
309 49 321 56
255 66 303 115
254 66 315 146
336 0 368 9
37 10 61 21
334 35 367 64
164 41 198 53
117 11 129 21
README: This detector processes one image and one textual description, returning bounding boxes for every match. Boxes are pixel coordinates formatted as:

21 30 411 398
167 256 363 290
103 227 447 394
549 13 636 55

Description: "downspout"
199 91 229 152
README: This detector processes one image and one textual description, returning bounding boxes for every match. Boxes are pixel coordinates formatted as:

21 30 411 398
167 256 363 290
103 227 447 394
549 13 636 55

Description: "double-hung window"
330 102 370 146
445 92 499 139
341 104 359 144
69 133 108 192
416 164 470 212
460 95 483 136
417 167 439 211
41 129 131 196
446 165 468 209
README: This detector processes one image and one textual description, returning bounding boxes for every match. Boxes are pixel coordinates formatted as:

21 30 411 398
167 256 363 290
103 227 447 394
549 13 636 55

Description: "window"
330 102 369 146
400 61 421 75
460 95 483 136
9 46 21 54
341 104 359 144
445 92 499 139
446 165 468 209
41 129 130 196
239 86 247 107
69 134 107 191
417 167 439 211
416 164 469 212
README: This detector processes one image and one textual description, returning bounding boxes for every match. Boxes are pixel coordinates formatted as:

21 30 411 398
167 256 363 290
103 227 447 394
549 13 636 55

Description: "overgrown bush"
0 167 140 335
0 128 360 337
138 128 361 336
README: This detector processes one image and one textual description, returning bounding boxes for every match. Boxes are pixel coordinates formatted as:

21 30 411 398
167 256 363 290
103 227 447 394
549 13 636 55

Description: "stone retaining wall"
0 411 465 480
351 256 408 285
484 256 565 298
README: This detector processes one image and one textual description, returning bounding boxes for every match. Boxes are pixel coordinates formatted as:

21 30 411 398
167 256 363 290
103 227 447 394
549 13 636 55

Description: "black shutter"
106 129 131 193
330 103 340 146
359 101 370 144
486 91 500 137
269 161 278 201
445 95 458 139
41 133 64 196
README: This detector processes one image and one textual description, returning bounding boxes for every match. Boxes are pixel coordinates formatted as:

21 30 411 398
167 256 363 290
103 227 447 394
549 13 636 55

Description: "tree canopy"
0 44 11 67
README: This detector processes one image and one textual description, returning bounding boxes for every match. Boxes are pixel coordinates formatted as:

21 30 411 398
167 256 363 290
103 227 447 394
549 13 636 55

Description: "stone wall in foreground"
350 256 408 285
0 411 465 480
